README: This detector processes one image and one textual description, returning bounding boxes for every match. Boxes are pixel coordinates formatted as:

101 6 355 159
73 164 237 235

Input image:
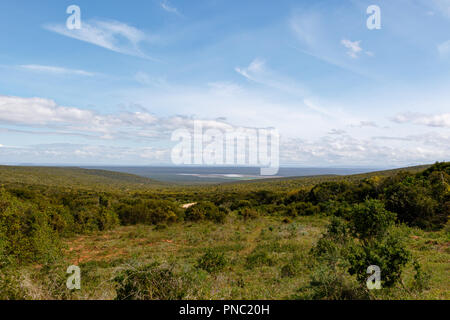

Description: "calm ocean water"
82 166 381 183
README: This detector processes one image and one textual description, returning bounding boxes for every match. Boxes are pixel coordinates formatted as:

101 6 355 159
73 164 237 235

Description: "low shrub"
238 207 259 220
245 250 274 269
114 263 190 300
196 249 227 273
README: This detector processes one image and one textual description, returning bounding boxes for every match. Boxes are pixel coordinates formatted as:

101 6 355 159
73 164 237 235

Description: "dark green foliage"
309 200 413 294
114 263 191 300
347 233 411 287
117 199 180 225
237 207 259 220
320 200 352 218
185 201 226 223
250 190 281 205
385 175 444 229
0 189 61 264
284 188 310 204
285 202 320 217
230 199 253 211
348 200 396 240
309 181 353 203
196 249 227 273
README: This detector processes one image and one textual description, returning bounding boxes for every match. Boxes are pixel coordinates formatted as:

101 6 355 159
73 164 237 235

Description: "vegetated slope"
214 164 433 191
0 162 448 299
0 164 432 193
0 166 165 191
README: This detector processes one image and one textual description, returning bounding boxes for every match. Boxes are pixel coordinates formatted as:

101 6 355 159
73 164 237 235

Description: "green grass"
15 214 448 300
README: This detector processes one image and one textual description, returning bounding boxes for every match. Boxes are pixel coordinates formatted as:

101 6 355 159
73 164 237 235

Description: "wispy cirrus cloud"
19 64 95 76
160 0 181 16
44 19 158 60
235 58 308 97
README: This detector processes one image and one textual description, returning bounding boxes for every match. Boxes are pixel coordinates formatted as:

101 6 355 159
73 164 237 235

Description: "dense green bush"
348 200 396 240
347 232 411 287
117 199 180 225
0 189 61 264
185 201 226 223
285 202 320 217
309 200 414 296
383 174 446 230
309 181 353 203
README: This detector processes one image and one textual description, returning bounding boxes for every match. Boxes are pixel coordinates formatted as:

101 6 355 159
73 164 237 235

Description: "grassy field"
17 214 448 300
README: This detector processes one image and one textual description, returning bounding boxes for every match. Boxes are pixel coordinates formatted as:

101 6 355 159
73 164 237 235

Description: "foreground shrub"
348 199 396 241
347 232 411 287
196 249 227 273
296 264 369 300
114 263 191 300
0 190 61 264
307 200 415 297
0 266 28 300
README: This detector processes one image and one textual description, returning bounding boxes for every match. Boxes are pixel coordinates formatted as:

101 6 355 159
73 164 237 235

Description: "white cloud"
19 64 95 76
392 112 450 127
0 143 172 165
0 95 94 126
341 39 362 59
1 93 448 166
235 58 266 81
289 12 374 78
161 0 181 15
0 95 241 141
235 58 308 97
44 19 156 59
281 132 450 166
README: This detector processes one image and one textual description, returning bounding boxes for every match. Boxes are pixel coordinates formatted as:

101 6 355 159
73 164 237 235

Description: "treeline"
208 162 449 230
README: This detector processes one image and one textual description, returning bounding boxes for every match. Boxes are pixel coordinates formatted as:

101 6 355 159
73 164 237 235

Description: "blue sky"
0 0 449 167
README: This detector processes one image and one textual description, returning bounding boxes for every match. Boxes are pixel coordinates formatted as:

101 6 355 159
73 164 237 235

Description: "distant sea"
81 166 381 184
